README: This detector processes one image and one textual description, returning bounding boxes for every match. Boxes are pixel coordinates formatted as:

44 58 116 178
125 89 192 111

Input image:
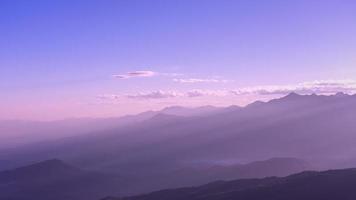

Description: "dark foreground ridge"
0 159 125 200
104 168 356 200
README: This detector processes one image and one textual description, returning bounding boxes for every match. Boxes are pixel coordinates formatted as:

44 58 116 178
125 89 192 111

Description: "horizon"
1 0 356 120
1 91 354 122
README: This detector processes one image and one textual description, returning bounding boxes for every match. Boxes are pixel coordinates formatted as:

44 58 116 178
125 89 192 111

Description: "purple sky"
1 0 356 120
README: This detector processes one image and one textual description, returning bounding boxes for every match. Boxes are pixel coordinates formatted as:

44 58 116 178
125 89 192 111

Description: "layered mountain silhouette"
0 157 309 199
103 168 356 200
0 159 125 200
2 93 356 196
168 157 311 183
17 92 353 171
0 106 221 149
115 157 311 194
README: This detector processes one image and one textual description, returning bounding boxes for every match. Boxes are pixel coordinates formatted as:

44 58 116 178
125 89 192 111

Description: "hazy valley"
2 93 356 199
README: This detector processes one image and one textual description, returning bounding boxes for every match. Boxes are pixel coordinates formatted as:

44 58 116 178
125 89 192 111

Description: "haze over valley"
1 0 356 199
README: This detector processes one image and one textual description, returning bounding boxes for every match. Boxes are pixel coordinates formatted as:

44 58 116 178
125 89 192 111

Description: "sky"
1 0 356 120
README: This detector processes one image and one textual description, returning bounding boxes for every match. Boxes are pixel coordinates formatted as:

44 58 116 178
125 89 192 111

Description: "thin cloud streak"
113 71 156 79
113 71 182 79
231 80 356 95
173 78 231 84
98 79 356 101
97 90 229 101
127 91 183 99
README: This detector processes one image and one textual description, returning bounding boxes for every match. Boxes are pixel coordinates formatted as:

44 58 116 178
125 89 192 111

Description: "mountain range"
0 157 309 199
0 105 222 149
0 159 125 200
1 92 356 196
7 92 353 169
103 167 356 200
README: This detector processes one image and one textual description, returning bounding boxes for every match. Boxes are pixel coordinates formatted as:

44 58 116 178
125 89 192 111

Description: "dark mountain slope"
118 157 311 195
157 157 310 186
104 168 356 200
2 93 356 195
0 159 125 200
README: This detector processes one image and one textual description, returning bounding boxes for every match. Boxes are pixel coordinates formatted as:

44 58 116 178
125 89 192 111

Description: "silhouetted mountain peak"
225 105 242 111
272 92 330 104
2 159 81 179
246 100 265 108
22 159 74 170
284 92 302 99
0 159 125 200
0 159 85 189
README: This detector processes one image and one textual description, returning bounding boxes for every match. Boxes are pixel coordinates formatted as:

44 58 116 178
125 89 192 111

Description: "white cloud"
160 72 184 77
127 90 229 99
97 94 121 100
126 91 183 99
98 79 356 102
113 71 183 79
113 71 156 79
186 90 229 97
173 78 231 83
230 79 356 95
98 90 229 101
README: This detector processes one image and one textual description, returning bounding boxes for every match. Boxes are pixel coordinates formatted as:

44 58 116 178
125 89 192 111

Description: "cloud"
98 79 356 102
186 90 229 97
113 71 156 79
128 90 230 100
98 90 229 101
124 80 356 100
173 78 231 83
97 94 121 100
160 72 184 77
113 71 184 79
230 79 356 95
126 91 183 99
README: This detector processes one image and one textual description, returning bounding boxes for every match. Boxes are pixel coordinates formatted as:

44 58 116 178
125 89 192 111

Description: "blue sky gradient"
1 0 356 120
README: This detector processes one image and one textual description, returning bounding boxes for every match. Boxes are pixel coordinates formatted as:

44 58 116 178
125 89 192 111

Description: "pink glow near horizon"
2 79 356 121
1 1 356 120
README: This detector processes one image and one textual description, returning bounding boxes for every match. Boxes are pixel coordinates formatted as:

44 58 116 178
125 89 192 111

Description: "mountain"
205 157 311 180
131 157 311 193
0 113 158 149
0 157 310 199
2 93 356 195
103 168 356 200
0 159 125 200
3 93 356 170
0 105 220 149
160 105 222 116
57 92 356 171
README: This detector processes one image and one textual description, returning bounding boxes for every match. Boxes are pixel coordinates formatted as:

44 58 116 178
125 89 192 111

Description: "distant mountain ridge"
117 157 311 194
2 92 356 197
0 159 80 182
0 105 222 149
0 157 311 199
3 93 356 170
0 159 125 200
103 167 356 200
